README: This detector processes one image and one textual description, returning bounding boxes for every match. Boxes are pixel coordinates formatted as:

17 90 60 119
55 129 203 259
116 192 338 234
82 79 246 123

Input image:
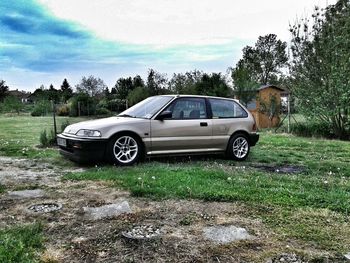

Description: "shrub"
31 100 51 116
40 130 48 146
31 108 42 116
95 107 111 116
106 98 127 112
57 104 69 116
39 129 56 147
290 122 335 139
69 93 96 117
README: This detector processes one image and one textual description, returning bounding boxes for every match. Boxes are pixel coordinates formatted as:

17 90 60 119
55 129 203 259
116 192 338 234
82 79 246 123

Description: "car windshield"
118 96 174 119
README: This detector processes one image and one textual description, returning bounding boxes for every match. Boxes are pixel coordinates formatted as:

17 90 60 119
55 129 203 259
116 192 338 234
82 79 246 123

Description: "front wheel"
108 134 142 166
226 134 250 161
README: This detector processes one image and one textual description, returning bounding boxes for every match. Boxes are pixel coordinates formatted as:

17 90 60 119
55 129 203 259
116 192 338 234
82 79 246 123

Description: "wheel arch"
226 130 251 151
105 130 146 159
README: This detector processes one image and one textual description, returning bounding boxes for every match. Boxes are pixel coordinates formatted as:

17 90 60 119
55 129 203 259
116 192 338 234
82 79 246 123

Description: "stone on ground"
344 252 350 260
7 189 45 199
83 201 131 220
203 225 253 244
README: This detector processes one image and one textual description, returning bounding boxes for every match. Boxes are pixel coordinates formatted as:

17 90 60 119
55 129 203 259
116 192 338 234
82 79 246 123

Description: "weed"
0 223 44 263
0 184 5 193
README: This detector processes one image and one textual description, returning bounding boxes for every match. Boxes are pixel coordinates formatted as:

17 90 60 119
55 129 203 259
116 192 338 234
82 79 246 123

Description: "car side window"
165 98 207 119
209 98 248 118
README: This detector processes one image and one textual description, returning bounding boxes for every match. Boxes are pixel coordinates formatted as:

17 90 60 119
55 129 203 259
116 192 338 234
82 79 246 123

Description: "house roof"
258 84 288 92
8 90 32 98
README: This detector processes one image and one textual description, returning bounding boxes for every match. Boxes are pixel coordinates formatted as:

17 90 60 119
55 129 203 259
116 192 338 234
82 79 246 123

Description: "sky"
0 0 335 92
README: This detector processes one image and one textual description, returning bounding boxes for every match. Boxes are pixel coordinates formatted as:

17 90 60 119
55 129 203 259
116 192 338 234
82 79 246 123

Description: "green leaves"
290 1 350 139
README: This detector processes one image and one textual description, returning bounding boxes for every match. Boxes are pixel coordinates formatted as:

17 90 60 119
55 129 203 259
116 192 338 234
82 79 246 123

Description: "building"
236 85 288 129
7 90 33 103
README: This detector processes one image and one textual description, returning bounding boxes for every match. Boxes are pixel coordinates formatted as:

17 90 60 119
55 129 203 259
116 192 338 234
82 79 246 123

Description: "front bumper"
57 134 107 163
249 133 259 146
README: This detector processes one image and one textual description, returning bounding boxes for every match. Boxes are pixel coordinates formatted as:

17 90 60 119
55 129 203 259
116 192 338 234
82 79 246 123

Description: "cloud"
38 0 335 46
1 0 335 91
0 0 243 80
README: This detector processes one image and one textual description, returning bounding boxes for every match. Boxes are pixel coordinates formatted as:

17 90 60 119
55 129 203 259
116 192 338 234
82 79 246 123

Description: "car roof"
159 94 237 101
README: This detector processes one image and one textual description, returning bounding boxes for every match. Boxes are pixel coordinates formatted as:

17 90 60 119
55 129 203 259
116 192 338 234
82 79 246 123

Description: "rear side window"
209 98 248 118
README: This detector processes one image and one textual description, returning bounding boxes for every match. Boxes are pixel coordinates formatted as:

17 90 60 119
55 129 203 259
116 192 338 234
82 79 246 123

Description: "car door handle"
200 122 208 127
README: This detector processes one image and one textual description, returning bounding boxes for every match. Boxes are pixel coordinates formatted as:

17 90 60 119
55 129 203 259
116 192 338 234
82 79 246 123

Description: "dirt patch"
252 164 306 174
0 157 336 262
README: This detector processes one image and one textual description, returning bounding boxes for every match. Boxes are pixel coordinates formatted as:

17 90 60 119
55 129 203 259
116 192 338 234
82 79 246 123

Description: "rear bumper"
249 133 259 146
57 134 107 163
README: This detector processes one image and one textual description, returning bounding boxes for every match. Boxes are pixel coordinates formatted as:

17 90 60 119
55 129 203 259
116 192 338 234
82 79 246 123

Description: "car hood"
63 117 148 135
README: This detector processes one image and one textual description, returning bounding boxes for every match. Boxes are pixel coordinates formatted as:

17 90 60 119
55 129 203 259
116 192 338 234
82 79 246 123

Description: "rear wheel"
226 133 250 161
108 134 142 166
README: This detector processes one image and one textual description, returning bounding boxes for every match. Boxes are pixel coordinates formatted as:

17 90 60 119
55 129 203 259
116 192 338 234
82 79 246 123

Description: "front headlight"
75 129 101 137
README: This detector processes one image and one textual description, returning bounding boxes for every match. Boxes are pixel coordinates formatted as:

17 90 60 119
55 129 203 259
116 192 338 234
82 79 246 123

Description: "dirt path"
0 157 336 262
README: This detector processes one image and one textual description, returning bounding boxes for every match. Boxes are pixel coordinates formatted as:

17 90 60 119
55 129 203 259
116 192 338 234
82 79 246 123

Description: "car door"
150 97 213 154
209 98 249 150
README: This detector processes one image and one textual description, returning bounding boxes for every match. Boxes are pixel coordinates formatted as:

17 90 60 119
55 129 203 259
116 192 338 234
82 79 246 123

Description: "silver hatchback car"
57 95 259 165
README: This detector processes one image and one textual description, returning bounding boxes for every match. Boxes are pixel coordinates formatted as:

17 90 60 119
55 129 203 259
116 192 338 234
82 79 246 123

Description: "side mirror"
157 110 172 120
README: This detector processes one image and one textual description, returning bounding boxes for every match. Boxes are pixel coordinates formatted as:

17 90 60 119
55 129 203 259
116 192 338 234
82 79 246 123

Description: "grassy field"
0 114 86 163
1 115 350 256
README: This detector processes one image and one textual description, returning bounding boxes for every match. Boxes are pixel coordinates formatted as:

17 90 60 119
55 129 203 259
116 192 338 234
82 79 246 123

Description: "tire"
226 133 250 161
107 134 143 166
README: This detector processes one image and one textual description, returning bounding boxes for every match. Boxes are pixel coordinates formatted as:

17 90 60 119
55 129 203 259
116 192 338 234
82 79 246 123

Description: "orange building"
237 85 287 129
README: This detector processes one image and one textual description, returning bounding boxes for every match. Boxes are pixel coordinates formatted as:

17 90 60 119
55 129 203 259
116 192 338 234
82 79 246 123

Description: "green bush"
57 104 69 116
0 184 5 193
290 122 335 138
69 93 96 117
39 129 56 147
31 100 51 116
106 98 127 112
39 130 48 146
95 107 111 116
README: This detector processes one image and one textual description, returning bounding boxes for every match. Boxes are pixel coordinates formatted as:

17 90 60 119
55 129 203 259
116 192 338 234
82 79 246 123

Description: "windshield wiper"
117 114 135 118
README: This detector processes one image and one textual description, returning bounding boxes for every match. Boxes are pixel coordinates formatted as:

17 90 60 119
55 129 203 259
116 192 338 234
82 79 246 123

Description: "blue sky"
0 0 333 91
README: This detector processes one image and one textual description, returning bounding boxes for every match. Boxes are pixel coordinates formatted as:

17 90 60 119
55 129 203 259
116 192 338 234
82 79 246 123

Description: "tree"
114 77 134 100
112 75 145 101
2 95 23 114
32 85 48 101
48 84 60 103
169 70 203 94
132 75 145 89
241 34 288 85
110 87 117 95
76 76 107 97
231 59 260 106
127 86 150 105
289 0 350 139
146 69 168 95
60 78 73 102
0 80 9 102
194 73 232 97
